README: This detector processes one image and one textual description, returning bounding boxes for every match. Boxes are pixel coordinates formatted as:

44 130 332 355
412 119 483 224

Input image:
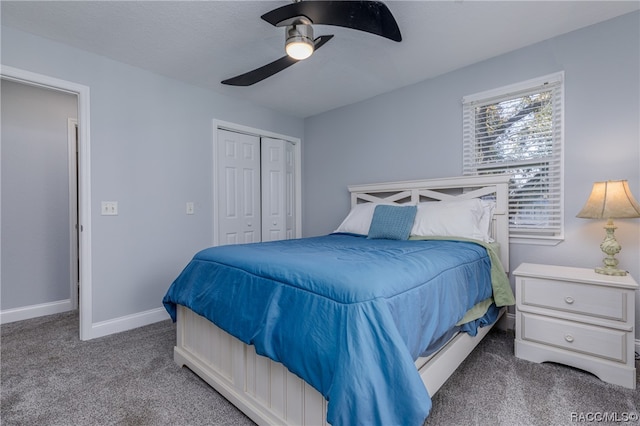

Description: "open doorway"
0 65 92 340
1 79 77 318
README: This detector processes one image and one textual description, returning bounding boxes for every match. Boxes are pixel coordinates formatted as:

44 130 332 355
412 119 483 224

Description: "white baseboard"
0 299 73 324
88 307 171 340
1 302 171 340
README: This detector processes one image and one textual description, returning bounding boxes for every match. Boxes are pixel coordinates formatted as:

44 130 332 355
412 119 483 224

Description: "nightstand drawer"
519 277 626 321
520 313 627 363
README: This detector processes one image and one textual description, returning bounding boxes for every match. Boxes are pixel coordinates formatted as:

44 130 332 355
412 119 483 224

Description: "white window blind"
462 72 564 240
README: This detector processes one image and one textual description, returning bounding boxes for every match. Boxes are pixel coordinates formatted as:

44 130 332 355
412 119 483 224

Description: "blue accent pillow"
367 205 417 240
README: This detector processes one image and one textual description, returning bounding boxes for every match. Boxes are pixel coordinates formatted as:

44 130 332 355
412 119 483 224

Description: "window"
462 72 564 243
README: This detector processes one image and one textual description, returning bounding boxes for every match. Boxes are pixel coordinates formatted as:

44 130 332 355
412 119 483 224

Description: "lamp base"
595 219 627 276
595 266 628 276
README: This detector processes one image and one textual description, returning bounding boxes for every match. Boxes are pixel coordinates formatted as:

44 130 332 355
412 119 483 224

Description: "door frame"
212 119 302 246
1 65 93 340
68 118 79 310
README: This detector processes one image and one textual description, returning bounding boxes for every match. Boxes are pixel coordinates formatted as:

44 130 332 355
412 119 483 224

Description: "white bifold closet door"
261 137 296 242
216 129 296 246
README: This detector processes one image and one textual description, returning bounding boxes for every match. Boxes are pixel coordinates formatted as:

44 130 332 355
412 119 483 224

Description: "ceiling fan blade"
261 1 401 42
221 35 334 86
221 55 296 87
312 33 333 49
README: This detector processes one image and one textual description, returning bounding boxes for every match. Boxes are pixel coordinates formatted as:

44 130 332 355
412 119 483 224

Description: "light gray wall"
1 26 304 323
1 80 78 310
303 13 640 332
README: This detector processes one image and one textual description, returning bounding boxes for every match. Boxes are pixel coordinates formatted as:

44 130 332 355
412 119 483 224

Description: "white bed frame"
173 175 511 425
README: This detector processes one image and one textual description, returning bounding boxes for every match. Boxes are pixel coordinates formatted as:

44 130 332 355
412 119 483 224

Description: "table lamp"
576 180 640 276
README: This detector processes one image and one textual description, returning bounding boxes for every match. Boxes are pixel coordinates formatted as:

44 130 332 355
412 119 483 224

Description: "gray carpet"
1 312 253 426
1 311 638 425
425 330 639 426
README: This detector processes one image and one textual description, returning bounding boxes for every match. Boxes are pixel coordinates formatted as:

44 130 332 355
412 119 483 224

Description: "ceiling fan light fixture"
223 1 402 86
285 24 314 60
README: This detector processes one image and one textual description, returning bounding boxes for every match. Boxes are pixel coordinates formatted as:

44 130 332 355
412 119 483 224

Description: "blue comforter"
163 234 499 425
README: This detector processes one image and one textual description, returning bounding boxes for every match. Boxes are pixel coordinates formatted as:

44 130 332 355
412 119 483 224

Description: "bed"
163 175 513 425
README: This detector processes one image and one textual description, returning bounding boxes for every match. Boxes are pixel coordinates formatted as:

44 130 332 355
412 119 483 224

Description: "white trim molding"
89 307 171 340
0 300 73 324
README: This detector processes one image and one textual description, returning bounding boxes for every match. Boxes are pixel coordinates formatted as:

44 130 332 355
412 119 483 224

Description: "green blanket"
409 236 515 309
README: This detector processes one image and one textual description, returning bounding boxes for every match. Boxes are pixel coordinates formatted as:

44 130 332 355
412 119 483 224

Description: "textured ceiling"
2 1 638 118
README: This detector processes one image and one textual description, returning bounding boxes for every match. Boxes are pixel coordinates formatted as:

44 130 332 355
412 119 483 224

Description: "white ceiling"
2 1 638 118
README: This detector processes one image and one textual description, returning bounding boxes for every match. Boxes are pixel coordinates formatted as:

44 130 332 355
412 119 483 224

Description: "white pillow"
411 198 491 242
334 203 394 235
479 200 496 242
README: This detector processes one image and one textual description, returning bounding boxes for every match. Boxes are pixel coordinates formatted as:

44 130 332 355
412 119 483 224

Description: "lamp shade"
576 180 640 219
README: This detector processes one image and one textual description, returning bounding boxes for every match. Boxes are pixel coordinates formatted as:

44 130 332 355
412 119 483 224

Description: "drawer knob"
564 334 574 343
564 296 575 305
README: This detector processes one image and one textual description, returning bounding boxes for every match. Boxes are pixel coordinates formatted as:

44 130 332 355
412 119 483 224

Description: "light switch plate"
101 201 118 215
186 202 195 215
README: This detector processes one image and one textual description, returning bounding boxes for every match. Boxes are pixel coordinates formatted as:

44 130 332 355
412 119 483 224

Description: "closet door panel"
217 129 261 245
284 141 296 240
261 138 295 242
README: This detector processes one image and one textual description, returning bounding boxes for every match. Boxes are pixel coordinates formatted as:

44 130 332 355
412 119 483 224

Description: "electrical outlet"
186 202 195 215
101 201 118 215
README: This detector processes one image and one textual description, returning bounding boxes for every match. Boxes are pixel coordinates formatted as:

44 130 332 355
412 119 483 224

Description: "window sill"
510 235 564 246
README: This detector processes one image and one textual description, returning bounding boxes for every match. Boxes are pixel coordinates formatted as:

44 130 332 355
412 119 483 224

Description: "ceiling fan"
221 0 402 86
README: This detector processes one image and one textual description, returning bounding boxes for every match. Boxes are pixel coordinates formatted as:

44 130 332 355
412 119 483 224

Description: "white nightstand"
513 263 638 389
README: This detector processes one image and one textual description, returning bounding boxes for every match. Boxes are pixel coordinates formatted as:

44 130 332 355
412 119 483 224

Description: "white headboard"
347 175 511 272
